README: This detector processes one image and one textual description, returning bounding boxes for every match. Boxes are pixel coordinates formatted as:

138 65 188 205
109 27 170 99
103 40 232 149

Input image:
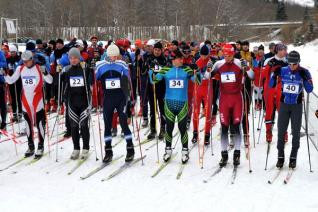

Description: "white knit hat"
107 44 120 57
68 47 81 59
146 39 156 46
21 51 33 61
9 44 17 52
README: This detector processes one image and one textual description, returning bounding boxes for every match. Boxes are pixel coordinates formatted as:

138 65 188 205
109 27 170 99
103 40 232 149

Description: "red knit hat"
222 44 235 56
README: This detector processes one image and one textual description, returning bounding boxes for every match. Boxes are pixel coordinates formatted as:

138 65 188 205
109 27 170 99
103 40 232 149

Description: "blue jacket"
270 66 313 104
0 51 7 83
149 66 201 102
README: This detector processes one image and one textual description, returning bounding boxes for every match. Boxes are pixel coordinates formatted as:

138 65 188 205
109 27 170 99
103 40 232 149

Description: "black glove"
240 59 248 68
315 110 318 119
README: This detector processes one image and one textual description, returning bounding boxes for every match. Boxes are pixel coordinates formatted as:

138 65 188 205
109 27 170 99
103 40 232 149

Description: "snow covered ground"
285 0 315 7
1 41 318 212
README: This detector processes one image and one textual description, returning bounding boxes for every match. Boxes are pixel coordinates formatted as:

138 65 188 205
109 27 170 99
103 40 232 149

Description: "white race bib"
105 78 121 89
169 79 184 89
221 72 236 83
22 76 37 87
283 83 299 94
70 76 84 87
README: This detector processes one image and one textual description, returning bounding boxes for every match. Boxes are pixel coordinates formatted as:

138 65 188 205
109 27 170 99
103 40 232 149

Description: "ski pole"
5 84 18 155
94 78 104 159
82 64 98 161
55 72 61 162
153 82 160 164
304 93 313 172
257 109 264 144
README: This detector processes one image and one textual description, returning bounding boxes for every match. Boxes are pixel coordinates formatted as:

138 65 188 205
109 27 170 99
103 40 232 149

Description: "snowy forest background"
0 0 317 42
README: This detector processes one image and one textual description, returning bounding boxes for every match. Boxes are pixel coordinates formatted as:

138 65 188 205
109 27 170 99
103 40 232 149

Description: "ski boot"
163 146 172 162
289 157 297 169
0 122 6 130
219 151 228 167
276 157 285 168
181 147 189 164
103 147 113 163
111 128 117 137
204 133 210 146
233 150 240 167
191 131 198 144
147 130 156 140
81 149 89 160
70 150 80 160
24 146 35 158
34 146 44 159
125 145 135 162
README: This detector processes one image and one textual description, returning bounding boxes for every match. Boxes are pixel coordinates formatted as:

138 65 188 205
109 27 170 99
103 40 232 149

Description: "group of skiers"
0 36 314 170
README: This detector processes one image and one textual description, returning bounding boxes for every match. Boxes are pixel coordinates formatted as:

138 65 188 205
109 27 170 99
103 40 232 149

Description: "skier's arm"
269 69 280 88
41 66 53 84
300 68 313 93
4 66 21 84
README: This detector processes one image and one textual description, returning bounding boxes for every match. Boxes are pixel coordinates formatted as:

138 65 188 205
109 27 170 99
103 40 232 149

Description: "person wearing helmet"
270 51 313 169
0 50 53 158
95 44 135 163
6 45 22 122
262 43 289 144
149 49 201 164
0 47 7 130
205 44 254 167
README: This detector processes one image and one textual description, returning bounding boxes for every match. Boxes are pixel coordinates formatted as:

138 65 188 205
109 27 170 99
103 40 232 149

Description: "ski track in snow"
1 41 318 212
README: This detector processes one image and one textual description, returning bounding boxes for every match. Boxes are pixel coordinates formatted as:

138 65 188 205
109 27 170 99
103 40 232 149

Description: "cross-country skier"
62 48 92 160
149 48 201 163
0 50 53 158
270 51 313 168
95 44 135 163
205 44 254 167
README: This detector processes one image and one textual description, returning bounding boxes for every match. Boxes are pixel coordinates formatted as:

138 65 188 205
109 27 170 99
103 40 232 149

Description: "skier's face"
23 60 33 68
172 57 183 67
289 63 299 71
70 56 80 66
277 49 287 58
153 48 162 57
258 49 264 57
224 54 234 63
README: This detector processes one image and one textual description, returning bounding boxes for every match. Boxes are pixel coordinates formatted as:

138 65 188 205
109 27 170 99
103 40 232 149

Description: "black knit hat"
287 51 300 64
56 38 64 45
200 45 210 56
171 40 179 46
258 45 265 51
154 42 163 49
36 39 43 44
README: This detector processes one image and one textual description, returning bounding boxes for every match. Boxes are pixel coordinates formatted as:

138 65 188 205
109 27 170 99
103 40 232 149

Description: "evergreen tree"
276 2 288 21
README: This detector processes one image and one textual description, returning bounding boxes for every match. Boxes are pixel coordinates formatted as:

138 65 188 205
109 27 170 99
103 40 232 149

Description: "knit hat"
269 42 276 49
287 51 300 64
56 38 64 45
154 42 163 49
241 40 249 46
21 51 33 61
146 39 156 47
222 44 235 56
171 40 179 46
258 44 265 51
200 45 210 56
68 47 81 59
36 39 43 45
9 44 17 52
26 42 36 52
275 43 287 53
107 44 120 57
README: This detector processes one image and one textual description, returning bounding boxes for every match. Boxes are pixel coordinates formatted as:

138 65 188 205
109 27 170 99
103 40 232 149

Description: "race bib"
221 72 236 83
22 76 37 87
105 78 121 89
153 65 162 73
169 79 184 89
70 76 84 87
283 83 299 94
